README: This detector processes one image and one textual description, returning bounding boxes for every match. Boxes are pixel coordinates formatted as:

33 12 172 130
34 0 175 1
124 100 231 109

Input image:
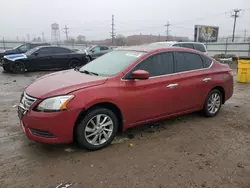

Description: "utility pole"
42 32 45 42
244 29 247 42
110 14 115 45
63 25 69 41
231 9 242 42
164 21 171 41
26 34 30 42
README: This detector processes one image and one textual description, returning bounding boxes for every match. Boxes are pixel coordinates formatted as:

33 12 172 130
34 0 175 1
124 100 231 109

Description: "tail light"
228 69 233 76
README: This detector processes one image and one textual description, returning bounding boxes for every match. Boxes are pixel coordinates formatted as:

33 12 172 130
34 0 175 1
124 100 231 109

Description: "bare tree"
115 35 126 46
76 35 86 44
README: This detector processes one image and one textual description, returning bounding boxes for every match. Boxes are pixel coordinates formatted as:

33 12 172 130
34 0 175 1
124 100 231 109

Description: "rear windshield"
80 50 146 76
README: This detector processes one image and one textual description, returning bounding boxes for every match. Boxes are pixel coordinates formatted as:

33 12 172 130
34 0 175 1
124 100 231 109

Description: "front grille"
30 128 56 138
21 92 37 109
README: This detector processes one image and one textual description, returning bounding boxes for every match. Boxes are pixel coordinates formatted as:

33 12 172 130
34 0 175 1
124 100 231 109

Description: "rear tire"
11 61 26 73
69 59 80 69
203 89 222 117
75 108 118 150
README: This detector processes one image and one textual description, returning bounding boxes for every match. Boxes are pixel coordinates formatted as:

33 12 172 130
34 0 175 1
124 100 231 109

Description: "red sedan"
18 46 233 150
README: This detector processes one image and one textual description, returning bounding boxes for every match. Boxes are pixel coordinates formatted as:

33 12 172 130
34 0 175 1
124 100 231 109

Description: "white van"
148 41 208 54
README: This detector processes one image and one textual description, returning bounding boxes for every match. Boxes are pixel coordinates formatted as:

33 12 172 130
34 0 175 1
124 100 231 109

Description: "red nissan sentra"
18 46 233 150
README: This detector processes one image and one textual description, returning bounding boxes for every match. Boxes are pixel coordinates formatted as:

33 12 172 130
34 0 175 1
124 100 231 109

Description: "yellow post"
237 58 250 83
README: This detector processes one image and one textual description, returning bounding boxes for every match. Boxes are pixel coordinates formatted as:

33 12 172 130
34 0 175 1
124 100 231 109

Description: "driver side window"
136 52 174 77
125 52 174 79
92 46 101 52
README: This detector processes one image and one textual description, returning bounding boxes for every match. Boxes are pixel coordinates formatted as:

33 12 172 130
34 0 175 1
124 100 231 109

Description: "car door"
50 47 71 69
35 47 54 69
172 51 212 112
120 52 181 127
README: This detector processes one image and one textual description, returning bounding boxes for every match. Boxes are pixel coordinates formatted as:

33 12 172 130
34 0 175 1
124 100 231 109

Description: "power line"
231 9 242 42
164 21 171 41
63 25 69 41
110 14 115 45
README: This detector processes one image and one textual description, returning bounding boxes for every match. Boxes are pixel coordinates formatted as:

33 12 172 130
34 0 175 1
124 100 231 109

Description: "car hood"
3 53 27 61
25 70 108 99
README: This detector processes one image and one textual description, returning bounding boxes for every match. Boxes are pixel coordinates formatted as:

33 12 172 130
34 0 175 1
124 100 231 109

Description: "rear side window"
201 55 212 68
38 48 52 55
175 52 203 72
172 43 181 47
54 47 71 53
100 46 109 51
136 52 174 77
194 43 206 52
179 43 195 49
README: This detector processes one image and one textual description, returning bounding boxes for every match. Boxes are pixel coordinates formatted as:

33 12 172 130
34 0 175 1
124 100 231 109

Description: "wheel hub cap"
84 114 114 146
207 93 221 114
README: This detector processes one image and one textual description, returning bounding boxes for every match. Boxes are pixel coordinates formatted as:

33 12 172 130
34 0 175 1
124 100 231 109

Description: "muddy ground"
0 67 250 188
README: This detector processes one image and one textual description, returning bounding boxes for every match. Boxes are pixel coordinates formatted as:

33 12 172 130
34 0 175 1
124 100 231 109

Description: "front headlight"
36 95 74 112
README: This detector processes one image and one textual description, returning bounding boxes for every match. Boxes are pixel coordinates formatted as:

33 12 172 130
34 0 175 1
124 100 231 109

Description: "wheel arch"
210 86 225 104
73 102 123 141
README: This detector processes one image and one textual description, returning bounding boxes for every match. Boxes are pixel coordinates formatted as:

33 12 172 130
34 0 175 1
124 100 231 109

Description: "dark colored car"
84 45 113 60
1 46 89 73
18 46 233 150
0 42 50 59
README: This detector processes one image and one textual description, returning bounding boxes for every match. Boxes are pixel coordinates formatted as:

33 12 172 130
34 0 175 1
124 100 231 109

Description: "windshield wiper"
79 69 98 76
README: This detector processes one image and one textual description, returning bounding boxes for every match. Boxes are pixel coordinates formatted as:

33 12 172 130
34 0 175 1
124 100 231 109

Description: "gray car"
84 45 113 60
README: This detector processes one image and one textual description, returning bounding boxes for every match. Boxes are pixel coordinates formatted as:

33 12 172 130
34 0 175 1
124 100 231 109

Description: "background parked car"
148 41 208 54
1 46 89 73
0 42 50 59
84 45 113 60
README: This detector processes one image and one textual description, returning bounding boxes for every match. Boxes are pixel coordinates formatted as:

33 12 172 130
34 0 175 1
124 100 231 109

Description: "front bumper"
19 107 82 144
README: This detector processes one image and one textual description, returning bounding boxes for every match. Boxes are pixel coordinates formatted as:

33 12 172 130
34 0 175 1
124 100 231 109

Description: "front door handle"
167 83 179 88
203 78 212 82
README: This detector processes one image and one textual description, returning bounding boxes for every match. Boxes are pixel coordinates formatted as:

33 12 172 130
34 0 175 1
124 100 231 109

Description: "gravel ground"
0 67 250 188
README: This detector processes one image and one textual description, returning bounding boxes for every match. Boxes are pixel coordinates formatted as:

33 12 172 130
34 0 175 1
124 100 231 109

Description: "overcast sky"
0 0 250 41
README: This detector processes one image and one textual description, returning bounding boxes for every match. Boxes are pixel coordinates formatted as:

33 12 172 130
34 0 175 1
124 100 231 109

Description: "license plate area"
18 104 28 119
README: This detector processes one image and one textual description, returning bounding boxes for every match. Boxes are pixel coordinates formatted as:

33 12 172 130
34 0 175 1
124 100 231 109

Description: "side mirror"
131 70 149 80
34 52 39 56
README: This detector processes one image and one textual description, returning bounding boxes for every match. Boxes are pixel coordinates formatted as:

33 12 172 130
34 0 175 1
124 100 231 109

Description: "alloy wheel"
207 93 221 114
84 114 114 146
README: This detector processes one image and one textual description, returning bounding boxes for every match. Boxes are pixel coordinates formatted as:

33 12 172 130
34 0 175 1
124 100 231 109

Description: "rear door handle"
167 83 179 88
203 78 212 82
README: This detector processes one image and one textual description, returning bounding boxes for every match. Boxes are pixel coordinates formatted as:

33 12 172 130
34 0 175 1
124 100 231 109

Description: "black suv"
0 42 51 58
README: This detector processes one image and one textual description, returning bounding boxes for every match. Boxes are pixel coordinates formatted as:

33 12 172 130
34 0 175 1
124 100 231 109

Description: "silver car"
84 45 113 60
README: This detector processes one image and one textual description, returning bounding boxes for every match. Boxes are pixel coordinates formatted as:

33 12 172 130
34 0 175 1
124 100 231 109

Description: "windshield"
84 46 93 51
13 44 23 50
25 47 39 56
79 50 146 76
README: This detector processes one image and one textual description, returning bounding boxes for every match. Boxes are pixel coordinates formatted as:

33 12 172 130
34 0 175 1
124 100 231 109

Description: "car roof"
149 41 205 45
115 45 203 54
26 42 50 45
34 45 70 50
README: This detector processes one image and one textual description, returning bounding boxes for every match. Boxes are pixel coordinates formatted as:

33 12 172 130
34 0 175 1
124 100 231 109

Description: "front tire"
11 61 26 73
75 108 118 150
203 89 222 117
